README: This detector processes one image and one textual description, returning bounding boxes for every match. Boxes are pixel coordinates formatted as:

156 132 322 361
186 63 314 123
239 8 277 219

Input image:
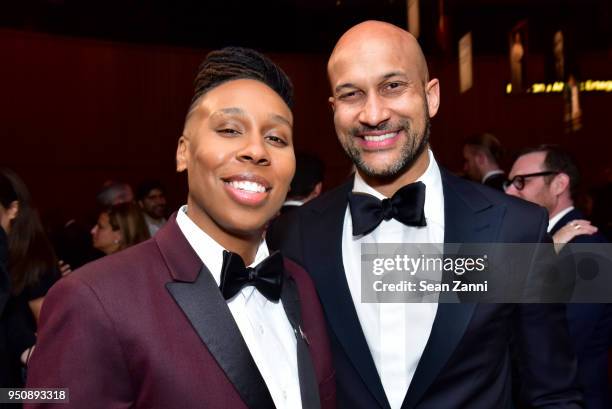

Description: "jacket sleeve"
25 275 134 409
515 208 584 408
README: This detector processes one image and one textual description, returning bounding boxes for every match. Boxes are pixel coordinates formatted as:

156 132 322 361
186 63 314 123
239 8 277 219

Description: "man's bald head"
325 20 441 191
328 20 429 85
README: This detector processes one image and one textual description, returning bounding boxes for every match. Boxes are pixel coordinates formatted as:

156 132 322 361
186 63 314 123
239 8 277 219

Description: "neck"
359 148 430 197
480 163 501 178
186 201 262 265
549 196 574 220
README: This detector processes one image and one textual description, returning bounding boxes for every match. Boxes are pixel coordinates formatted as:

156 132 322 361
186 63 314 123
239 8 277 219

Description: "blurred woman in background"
91 202 150 255
0 168 59 386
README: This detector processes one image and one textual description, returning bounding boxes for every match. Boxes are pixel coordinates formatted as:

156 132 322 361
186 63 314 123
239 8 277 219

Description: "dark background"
0 0 610 225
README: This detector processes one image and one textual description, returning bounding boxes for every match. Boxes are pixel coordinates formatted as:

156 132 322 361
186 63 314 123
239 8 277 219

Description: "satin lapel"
304 181 390 409
281 276 321 409
166 264 275 409
402 171 504 409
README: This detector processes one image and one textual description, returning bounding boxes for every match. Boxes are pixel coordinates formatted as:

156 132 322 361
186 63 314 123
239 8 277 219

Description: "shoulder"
63 238 164 294
268 178 352 249
442 169 547 220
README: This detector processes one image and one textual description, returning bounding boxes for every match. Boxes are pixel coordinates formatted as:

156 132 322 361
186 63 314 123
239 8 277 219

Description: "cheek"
334 107 356 131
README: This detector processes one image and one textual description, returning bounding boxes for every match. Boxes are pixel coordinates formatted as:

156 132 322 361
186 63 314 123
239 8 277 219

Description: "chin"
222 212 271 237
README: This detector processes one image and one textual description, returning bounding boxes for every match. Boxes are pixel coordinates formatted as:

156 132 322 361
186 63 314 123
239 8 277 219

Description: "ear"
328 96 336 113
176 135 189 172
310 182 323 200
7 201 19 222
425 78 440 118
551 173 570 196
111 229 123 245
475 151 487 166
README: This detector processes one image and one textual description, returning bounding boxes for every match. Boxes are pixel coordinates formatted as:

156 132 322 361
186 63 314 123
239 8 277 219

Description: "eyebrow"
269 113 292 127
211 108 291 127
217 107 247 117
334 71 408 94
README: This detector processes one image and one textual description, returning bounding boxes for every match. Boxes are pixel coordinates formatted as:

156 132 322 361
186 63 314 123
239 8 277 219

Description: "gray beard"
344 116 431 180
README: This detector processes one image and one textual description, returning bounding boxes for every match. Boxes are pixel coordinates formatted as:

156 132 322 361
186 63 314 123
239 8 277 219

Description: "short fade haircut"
520 145 580 197
464 133 503 165
188 47 294 115
288 153 325 199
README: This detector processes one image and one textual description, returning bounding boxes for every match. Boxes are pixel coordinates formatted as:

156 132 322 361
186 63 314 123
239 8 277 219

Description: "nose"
90 225 97 236
358 94 391 127
236 133 270 166
505 184 519 197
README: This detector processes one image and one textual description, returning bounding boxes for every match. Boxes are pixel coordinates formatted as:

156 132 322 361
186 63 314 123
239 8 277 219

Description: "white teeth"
364 132 396 142
228 180 266 193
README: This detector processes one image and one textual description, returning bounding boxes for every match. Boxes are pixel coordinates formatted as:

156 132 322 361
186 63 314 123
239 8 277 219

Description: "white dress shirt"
342 150 445 409
176 206 302 409
547 205 575 233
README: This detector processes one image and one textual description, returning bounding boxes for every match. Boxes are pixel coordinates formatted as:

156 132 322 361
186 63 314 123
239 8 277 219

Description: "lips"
356 130 401 150
222 173 272 207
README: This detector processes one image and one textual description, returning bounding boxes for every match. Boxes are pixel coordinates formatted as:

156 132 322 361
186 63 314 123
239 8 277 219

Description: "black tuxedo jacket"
550 208 612 409
268 169 582 409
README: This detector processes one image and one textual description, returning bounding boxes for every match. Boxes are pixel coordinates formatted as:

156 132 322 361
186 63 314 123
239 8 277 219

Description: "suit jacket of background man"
483 171 506 192
268 169 583 409
25 214 336 409
550 208 612 409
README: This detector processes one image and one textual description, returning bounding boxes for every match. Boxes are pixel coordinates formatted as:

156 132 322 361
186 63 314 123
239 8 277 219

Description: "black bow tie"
348 181 427 236
219 250 284 302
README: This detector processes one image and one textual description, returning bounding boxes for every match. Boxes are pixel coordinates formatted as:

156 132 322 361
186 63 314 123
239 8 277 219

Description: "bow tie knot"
348 181 427 236
219 250 284 302
381 198 395 221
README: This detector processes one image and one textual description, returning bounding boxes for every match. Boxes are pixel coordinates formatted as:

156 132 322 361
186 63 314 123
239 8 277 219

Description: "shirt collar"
547 206 575 233
352 149 445 227
175 205 270 285
481 169 504 184
283 199 305 207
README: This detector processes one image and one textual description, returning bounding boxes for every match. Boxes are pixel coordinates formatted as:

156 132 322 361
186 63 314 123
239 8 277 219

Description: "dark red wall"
1 29 610 224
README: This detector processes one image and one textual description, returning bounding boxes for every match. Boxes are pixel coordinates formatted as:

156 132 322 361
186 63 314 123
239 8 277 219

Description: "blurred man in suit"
281 153 324 214
462 132 505 191
507 145 612 409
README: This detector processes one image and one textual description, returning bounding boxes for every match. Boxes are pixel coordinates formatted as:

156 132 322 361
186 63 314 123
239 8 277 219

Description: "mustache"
349 120 410 136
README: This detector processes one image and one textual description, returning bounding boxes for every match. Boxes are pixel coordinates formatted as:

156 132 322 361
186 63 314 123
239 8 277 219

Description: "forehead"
512 152 546 174
329 37 420 87
145 188 164 197
196 79 292 124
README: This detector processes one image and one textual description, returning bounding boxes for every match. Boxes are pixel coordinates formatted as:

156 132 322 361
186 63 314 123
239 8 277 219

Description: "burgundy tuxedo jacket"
26 214 335 409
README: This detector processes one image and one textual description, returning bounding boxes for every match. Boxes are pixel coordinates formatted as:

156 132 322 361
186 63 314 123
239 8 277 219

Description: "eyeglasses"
503 171 559 191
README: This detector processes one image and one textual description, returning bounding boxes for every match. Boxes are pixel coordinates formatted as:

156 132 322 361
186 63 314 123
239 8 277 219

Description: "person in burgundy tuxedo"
26 47 335 409
268 21 582 409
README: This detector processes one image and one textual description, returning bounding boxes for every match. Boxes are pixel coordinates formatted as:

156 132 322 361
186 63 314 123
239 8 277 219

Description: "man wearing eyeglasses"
506 144 612 409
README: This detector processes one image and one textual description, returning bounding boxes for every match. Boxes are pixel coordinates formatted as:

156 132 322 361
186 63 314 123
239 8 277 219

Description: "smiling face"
176 79 295 242
328 22 439 184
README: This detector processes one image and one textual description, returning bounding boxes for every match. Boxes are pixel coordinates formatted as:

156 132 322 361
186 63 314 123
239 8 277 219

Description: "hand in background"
553 219 598 253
